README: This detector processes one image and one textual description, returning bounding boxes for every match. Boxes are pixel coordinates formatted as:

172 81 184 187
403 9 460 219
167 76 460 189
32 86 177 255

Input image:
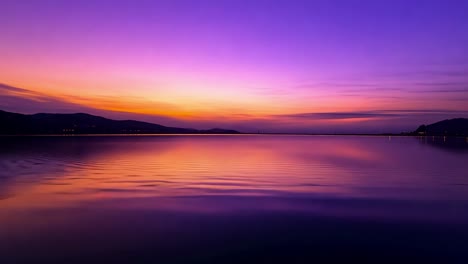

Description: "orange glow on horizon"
0 80 423 121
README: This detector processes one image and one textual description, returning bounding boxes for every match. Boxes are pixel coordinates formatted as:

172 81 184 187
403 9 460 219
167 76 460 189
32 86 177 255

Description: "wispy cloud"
408 88 468 93
0 82 190 127
277 109 468 120
279 112 398 120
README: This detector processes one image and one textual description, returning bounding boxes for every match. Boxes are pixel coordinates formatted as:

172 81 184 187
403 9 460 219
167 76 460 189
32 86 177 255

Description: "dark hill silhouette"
0 110 240 135
413 118 468 136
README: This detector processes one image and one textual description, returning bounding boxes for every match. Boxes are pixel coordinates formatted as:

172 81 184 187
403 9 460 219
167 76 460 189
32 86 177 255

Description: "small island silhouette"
0 110 240 135
408 118 468 137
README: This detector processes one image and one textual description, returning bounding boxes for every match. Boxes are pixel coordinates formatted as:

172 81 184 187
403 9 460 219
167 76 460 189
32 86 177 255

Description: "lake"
1 135 467 263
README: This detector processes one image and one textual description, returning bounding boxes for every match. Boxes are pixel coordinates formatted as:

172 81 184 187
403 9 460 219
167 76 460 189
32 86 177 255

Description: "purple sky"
1 0 468 132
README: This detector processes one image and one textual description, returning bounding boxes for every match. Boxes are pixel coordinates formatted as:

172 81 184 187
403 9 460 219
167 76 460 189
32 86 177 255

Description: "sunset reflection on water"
1 135 468 263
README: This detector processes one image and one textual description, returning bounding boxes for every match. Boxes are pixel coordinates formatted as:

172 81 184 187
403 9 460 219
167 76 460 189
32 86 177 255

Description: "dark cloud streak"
279 109 468 120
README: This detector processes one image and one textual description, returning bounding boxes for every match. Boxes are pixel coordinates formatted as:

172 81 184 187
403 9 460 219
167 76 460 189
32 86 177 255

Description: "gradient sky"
1 0 468 133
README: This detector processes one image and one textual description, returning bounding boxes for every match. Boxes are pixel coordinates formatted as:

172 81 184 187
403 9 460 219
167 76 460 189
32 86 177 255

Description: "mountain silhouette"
0 110 240 135
413 118 468 136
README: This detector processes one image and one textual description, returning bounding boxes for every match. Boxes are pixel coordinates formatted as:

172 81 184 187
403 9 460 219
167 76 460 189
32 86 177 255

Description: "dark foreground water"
1 135 467 263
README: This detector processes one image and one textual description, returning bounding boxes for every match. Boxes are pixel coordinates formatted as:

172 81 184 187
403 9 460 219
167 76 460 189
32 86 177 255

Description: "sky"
1 0 468 133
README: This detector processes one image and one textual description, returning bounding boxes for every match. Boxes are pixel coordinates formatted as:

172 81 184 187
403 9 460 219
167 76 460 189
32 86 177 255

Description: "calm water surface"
1 135 467 263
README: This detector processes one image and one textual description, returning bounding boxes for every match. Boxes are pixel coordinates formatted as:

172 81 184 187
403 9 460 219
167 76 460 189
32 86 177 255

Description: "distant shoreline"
1 133 467 138
2 109 467 137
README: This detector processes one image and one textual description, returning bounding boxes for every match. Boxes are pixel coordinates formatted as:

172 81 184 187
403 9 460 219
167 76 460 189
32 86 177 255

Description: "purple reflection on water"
0 135 467 263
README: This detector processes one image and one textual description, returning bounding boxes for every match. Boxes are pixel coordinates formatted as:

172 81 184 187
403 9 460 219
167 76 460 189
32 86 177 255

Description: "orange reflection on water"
1 135 466 212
